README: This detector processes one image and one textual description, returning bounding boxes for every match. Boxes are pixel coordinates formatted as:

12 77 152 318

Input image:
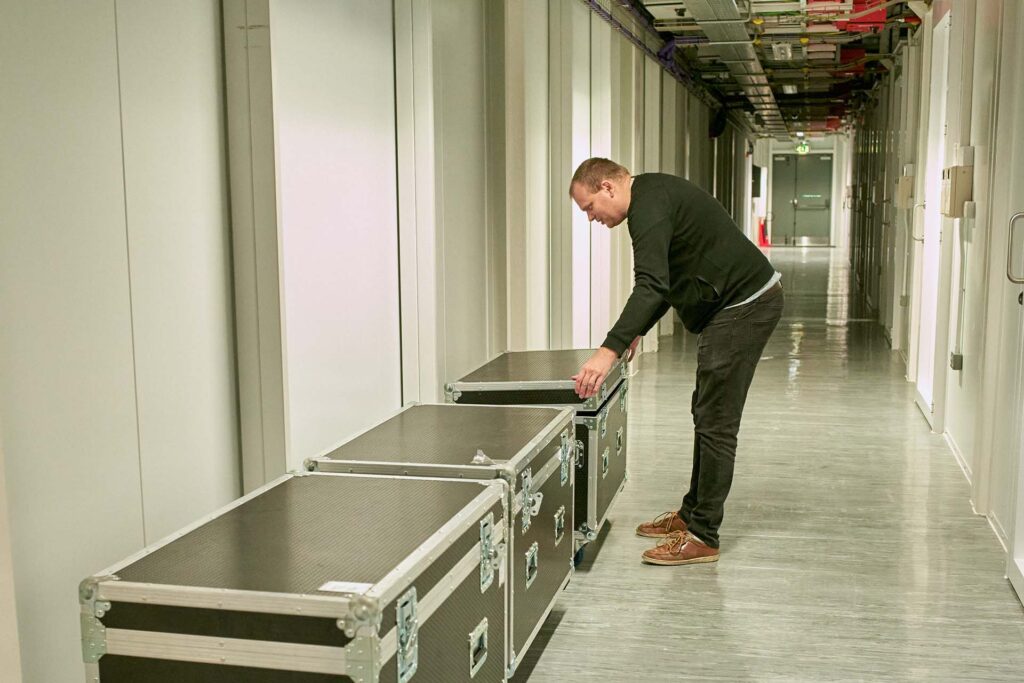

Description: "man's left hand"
572 347 618 399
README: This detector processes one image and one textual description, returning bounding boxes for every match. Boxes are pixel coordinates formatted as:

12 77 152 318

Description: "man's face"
571 180 628 228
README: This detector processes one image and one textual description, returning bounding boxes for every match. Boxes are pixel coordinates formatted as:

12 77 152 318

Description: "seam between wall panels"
111 0 148 545
391 2 405 406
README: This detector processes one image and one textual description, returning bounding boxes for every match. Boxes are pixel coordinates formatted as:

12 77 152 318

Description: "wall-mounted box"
896 175 915 209
941 165 973 218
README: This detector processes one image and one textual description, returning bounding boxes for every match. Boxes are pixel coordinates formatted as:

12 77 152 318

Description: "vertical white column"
570 4 592 348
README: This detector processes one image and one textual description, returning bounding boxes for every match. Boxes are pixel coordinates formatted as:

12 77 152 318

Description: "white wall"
433 0 502 380
0 432 21 680
0 2 238 681
266 0 402 465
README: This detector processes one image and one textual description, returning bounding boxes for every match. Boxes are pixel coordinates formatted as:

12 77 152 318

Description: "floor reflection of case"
308 403 576 679
80 473 507 682
446 350 629 556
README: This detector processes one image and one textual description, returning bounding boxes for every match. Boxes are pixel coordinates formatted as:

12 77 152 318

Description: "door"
770 153 833 246
793 154 833 245
770 154 796 244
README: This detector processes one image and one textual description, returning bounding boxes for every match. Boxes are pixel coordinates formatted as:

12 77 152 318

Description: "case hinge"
397 588 418 683
479 513 498 592
79 576 113 664
559 431 571 485
575 439 585 469
619 383 629 412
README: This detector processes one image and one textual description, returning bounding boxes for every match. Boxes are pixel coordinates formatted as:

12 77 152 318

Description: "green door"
793 154 833 245
771 152 834 246
770 155 797 244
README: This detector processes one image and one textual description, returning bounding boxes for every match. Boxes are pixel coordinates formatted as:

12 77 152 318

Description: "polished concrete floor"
515 248 1024 682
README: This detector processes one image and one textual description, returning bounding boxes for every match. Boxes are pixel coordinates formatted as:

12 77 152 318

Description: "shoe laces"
651 511 678 531
656 530 691 552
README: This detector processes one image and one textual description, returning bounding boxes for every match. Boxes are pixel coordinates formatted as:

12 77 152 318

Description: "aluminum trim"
96 581 354 619
504 409 575 475
104 628 348 675
309 459 488 479
367 483 505 606
506 570 572 677
587 427 599 531
379 538 486 663
93 474 295 577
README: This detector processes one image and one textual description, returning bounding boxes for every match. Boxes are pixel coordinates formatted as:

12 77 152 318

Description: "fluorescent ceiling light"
781 84 798 94
796 131 805 137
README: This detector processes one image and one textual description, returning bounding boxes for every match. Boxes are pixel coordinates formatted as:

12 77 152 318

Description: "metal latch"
616 427 624 456
619 383 628 412
601 447 610 479
599 409 608 438
397 588 418 683
554 506 566 546
575 439 585 469
520 469 532 533
479 514 496 592
525 542 539 589
468 618 489 678
559 431 571 485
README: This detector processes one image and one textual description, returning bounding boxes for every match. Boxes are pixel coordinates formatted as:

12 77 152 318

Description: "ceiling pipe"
579 0 723 111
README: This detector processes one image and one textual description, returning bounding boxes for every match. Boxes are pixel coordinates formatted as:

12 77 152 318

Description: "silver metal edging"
103 628 347 676
450 380 576 392
97 582 352 619
85 662 99 683
309 459 488 479
504 408 574 475
508 568 572 678
367 483 505 607
587 427 599 530
92 474 295 578
309 402 418 461
379 534 494 663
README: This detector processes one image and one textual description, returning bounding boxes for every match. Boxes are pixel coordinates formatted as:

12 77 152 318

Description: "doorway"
770 152 833 246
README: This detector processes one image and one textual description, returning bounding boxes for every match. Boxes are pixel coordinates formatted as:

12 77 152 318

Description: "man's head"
569 158 632 228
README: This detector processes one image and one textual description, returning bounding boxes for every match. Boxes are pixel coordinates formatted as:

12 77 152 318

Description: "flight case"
80 472 507 682
445 350 629 551
307 403 575 678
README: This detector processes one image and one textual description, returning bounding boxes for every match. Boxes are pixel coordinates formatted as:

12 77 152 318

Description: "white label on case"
318 581 373 594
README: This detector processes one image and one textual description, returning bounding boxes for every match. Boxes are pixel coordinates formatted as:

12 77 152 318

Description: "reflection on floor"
514 247 1024 681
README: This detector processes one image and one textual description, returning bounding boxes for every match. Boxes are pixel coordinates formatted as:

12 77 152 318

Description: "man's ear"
601 179 614 194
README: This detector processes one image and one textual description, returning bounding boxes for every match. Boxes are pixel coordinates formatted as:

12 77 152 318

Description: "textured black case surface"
115 475 487 594
324 404 564 466
511 445 574 658
458 350 599 382
574 382 628 530
98 658 351 682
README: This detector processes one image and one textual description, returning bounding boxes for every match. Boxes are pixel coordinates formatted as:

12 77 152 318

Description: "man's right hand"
626 335 642 362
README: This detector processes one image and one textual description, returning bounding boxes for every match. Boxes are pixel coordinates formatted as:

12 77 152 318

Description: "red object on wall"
836 1 888 33
826 116 842 131
758 217 770 247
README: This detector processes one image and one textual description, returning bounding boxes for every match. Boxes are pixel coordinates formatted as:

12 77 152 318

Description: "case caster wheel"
573 547 585 567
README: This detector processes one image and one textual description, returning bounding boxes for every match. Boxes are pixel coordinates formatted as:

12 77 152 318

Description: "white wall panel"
589 16 612 348
116 0 240 541
433 0 493 379
1 4 143 681
268 0 401 465
571 5 592 348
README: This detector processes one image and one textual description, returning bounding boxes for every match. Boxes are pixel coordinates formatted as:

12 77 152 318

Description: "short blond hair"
569 157 630 195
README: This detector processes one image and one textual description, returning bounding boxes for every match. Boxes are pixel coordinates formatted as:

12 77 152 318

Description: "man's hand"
626 335 642 362
572 347 618 399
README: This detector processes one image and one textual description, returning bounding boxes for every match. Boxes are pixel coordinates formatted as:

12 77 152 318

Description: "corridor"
517 248 1024 681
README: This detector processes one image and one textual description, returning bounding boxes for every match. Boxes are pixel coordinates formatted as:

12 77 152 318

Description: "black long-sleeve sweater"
601 173 776 355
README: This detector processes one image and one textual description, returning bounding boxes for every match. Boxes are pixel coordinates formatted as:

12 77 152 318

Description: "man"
569 157 783 566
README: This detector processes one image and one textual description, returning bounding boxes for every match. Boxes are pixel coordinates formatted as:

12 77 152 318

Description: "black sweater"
601 173 776 354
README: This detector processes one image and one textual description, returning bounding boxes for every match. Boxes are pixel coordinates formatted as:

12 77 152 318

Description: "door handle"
1008 212 1024 283
910 202 926 242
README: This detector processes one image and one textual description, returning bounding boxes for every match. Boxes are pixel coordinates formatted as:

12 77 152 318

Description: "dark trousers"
678 284 784 548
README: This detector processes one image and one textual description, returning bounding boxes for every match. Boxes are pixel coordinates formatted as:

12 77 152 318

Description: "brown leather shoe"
641 531 719 566
635 511 687 538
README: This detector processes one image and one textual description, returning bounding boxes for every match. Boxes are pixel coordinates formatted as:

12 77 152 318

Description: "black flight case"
445 350 629 558
306 403 575 679
80 472 508 682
